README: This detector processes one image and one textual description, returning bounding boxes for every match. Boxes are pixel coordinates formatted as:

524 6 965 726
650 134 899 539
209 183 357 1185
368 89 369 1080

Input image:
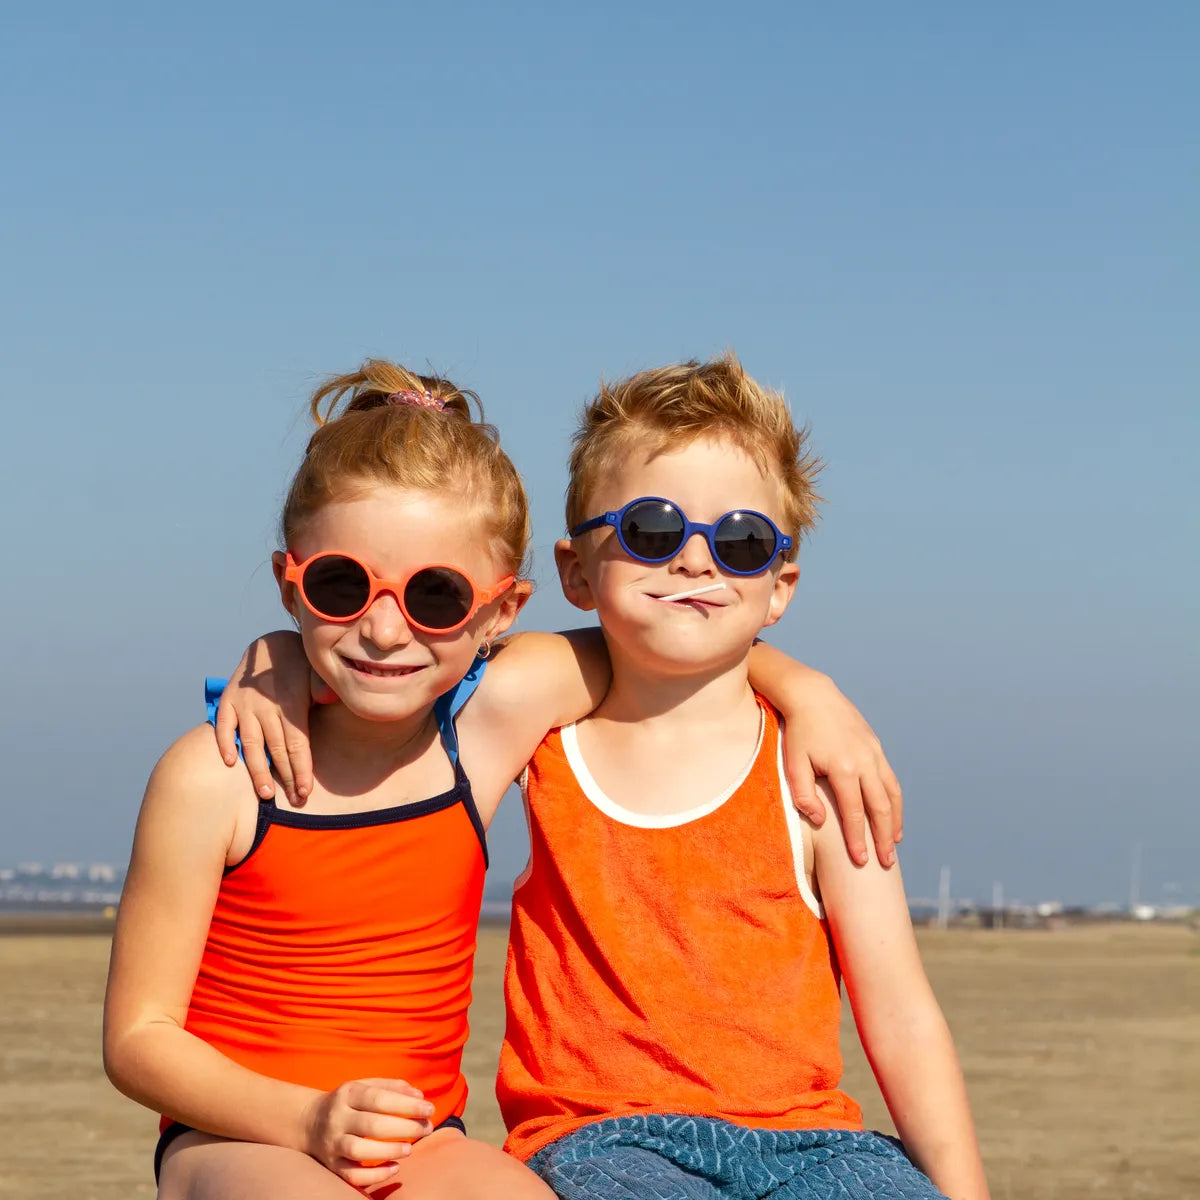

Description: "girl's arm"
103 727 435 1191
749 641 902 866
811 794 990 1200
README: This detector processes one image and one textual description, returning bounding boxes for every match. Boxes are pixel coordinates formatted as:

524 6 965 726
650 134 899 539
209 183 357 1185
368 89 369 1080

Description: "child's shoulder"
147 723 255 811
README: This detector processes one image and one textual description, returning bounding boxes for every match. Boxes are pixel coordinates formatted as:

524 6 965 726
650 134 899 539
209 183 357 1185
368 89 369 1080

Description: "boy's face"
556 435 799 677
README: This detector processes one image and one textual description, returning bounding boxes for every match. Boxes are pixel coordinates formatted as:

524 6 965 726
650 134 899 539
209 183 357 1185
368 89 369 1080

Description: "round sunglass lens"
620 501 685 561
405 567 474 630
302 555 372 618
714 512 777 573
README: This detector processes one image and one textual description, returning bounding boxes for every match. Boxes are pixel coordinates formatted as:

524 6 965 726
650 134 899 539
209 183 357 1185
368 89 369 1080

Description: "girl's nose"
358 590 414 649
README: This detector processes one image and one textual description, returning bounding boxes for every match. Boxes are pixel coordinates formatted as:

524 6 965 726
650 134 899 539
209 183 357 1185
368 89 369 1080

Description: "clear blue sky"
2 2 1195 906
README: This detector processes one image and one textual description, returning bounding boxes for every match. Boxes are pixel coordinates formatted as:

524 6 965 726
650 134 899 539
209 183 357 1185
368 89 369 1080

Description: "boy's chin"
619 628 754 676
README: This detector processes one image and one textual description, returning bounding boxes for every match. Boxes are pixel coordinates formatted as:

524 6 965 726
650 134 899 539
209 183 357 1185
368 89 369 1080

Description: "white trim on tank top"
559 706 766 829
775 719 824 919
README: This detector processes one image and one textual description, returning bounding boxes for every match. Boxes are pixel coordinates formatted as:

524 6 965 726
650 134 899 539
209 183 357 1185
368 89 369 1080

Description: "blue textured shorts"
527 1115 948 1199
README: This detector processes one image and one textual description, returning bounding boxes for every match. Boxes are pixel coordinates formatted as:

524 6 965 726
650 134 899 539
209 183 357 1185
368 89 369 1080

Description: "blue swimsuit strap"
204 657 487 767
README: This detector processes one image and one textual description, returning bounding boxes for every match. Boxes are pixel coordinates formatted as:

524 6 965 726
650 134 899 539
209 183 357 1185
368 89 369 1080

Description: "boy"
498 355 990 1200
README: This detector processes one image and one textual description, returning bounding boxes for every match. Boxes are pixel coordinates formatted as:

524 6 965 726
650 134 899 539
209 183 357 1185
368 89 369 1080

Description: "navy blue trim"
223 759 487 873
154 1121 192 1183
206 664 489 871
154 1114 467 1181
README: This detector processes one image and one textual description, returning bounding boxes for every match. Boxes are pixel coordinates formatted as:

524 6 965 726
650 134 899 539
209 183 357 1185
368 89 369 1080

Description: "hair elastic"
386 389 445 411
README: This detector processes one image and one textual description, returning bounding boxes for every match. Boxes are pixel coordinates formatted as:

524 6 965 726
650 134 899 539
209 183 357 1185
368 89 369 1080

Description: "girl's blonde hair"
282 359 530 575
565 352 821 559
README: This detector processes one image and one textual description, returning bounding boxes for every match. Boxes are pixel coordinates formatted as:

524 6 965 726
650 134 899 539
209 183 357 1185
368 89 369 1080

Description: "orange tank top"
498 699 862 1161
161 760 486 1134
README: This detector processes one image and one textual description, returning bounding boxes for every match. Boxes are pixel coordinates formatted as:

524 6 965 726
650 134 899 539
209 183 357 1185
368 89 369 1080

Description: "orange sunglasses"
285 552 515 634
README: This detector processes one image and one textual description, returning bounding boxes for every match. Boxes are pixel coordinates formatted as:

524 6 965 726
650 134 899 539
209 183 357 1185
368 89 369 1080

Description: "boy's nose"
672 531 717 575
359 590 415 649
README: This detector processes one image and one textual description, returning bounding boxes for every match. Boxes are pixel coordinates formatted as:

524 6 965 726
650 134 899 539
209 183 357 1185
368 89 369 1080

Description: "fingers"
236 719 277 801
282 716 314 805
336 1156 405 1189
786 757 826 827
860 774 897 867
347 1079 437 1121
881 757 904 842
826 771 869 867
213 695 240 768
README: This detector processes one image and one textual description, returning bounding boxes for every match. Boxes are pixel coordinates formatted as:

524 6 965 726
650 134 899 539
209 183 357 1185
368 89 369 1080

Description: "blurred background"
2 1 1196 910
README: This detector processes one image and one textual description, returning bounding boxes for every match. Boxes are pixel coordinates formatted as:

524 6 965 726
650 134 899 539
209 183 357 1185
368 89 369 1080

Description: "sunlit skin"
557 435 799 685
274 488 514 737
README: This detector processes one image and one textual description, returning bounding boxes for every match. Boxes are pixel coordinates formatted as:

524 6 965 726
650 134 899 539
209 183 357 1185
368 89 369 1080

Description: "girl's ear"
762 560 800 628
553 538 597 612
272 551 304 627
479 579 533 645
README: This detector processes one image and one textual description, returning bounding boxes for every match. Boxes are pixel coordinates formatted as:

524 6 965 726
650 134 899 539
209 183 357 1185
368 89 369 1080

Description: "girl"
105 364 593 1198
104 359 900 1199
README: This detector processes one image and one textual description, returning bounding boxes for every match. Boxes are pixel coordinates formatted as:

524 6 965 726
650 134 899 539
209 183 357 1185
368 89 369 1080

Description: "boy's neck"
592 643 756 728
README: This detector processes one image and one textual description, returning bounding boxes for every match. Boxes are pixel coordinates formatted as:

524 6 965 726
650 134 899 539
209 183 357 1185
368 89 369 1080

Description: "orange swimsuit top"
498 698 862 1161
162 677 488 1133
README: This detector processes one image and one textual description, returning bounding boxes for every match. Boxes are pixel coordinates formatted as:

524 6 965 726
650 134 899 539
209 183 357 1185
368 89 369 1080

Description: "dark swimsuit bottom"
154 1114 468 1183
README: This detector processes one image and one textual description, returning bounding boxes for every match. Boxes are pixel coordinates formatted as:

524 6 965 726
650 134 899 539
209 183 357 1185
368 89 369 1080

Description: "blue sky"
2 2 1195 906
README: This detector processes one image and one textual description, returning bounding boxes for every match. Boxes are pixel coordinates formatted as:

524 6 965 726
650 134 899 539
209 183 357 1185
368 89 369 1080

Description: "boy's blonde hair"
282 359 530 576
565 352 821 560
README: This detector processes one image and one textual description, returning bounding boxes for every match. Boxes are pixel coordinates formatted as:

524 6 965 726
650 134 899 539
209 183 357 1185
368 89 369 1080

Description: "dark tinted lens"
404 567 474 630
301 555 372 618
620 501 685 561
713 512 777 573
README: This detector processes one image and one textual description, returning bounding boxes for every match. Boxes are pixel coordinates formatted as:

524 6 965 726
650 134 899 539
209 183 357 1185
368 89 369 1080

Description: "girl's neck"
309 702 440 780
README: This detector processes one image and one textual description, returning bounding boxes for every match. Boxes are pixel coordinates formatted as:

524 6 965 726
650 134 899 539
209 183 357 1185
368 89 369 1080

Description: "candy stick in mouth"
660 583 728 602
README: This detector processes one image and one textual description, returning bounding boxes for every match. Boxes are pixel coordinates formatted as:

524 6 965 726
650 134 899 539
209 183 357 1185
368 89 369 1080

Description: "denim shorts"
527 1114 948 1200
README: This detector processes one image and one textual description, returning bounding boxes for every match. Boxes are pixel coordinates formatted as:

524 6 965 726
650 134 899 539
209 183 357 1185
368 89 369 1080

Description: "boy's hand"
780 675 902 867
214 631 320 806
303 1076 435 1189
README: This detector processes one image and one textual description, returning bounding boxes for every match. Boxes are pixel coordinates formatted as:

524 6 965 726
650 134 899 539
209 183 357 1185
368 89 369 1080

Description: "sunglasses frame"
284 551 515 634
570 496 792 577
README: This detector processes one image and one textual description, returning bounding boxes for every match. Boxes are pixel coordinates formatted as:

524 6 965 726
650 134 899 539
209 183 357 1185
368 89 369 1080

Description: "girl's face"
273 486 524 724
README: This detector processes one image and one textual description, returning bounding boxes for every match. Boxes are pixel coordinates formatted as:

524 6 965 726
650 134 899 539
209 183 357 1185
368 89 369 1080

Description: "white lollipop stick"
660 583 728 602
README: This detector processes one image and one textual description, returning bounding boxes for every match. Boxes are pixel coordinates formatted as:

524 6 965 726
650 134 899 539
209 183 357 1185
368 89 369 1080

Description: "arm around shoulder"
458 628 610 798
811 787 990 1200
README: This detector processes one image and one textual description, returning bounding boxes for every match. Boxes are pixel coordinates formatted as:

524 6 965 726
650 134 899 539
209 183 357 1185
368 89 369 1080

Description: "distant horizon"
3 855 1192 915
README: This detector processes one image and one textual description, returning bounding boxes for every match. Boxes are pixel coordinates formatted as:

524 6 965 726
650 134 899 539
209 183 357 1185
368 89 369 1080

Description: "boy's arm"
103 727 435 1191
213 631 318 806
213 627 612 812
454 628 611 808
812 792 990 1200
748 641 902 866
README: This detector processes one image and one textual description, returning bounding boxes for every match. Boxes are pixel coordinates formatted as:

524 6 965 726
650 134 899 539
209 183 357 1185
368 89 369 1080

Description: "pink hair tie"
386 389 445 411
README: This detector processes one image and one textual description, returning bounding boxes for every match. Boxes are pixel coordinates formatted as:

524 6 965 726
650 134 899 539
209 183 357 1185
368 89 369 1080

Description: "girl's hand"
213 631 322 807
779 672 902 867
747 643 902 867
303 1077 436 1190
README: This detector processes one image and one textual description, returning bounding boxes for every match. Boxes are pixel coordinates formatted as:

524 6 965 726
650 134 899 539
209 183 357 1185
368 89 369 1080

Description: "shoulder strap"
433 655 488 766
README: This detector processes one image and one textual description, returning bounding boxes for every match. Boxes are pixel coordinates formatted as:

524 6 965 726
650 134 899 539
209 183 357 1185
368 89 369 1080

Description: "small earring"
477 640 492 661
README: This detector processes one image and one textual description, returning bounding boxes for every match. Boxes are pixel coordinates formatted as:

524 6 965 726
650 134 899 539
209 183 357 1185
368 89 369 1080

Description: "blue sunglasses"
570 496 792 577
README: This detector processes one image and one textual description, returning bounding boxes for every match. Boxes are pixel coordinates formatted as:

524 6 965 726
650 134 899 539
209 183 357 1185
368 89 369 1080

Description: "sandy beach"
1 921 1195 1199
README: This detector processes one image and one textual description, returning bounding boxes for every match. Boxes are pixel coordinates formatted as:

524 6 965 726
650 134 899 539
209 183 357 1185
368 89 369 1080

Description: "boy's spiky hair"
565 352 821 560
